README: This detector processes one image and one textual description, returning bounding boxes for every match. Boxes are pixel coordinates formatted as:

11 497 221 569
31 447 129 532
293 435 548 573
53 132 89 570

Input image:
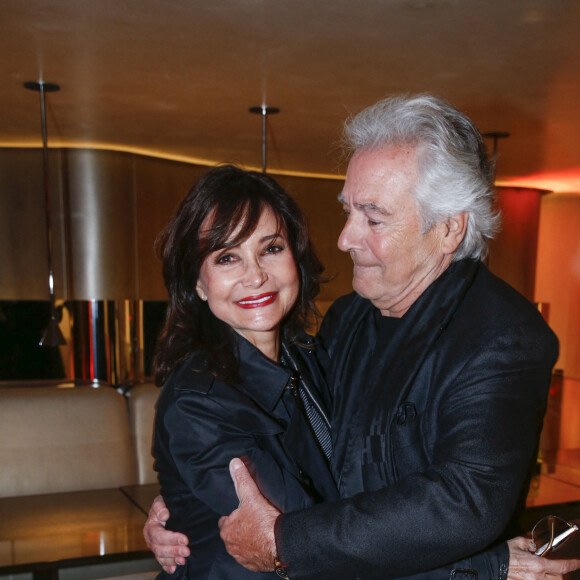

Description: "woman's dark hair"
154 164 324 386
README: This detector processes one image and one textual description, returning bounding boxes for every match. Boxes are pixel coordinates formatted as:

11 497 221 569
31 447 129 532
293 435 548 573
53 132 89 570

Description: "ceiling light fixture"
24 80 66 347
249 105 279 173
483 131 510 180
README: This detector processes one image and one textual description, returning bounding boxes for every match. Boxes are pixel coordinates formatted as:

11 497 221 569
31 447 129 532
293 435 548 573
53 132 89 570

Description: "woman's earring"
196 286 207 301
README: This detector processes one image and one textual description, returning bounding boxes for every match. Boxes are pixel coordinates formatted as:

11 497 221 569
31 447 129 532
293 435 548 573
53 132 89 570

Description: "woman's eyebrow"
260 232 283 243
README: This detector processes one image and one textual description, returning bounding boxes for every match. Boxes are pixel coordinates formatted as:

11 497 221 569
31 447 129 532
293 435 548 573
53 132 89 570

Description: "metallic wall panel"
276 174 351 302
134 156 207 300
0 148 352 303
71 300 142 386
0 149 65 300
0 147 356 386
65 149 138 299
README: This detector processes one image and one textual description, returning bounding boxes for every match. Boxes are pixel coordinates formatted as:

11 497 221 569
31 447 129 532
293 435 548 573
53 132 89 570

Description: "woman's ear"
196 282 207 302
441 211 469 255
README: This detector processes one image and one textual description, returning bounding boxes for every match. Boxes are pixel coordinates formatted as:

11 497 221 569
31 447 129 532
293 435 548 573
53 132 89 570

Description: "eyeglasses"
532 515 579 557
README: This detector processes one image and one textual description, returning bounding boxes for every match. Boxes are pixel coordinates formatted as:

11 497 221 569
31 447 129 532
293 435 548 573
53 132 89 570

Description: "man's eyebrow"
357 202 387 214
337 193 388 215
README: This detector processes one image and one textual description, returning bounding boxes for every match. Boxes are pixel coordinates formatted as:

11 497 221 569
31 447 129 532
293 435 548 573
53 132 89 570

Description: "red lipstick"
235 292 278 309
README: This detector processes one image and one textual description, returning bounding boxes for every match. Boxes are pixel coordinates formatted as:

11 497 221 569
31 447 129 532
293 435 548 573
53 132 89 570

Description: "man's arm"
146 373 327 573
143 462 280 575
218 460 580 580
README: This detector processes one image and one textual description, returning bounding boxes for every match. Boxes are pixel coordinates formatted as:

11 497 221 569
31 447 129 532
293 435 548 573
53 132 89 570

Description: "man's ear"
441 211 469 255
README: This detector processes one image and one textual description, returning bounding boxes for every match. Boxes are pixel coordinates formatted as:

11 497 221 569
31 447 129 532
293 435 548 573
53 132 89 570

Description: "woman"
153 165 338 579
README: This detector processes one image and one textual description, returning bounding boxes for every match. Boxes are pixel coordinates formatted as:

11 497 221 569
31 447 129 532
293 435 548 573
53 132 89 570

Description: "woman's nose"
243 260 268 287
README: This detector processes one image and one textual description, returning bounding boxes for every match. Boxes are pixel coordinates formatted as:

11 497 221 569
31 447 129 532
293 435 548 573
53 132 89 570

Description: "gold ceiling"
2 0 580 191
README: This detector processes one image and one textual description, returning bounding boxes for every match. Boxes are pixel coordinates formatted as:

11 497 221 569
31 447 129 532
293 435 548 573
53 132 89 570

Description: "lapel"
234 336 290 414
283 400 340 501
236 334 338 501
280 339 339 500
364 259 480 443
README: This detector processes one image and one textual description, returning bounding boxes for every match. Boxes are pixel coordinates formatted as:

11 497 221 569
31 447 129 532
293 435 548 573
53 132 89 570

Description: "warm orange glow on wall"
535 193 580 379
487 187 542 300
497 168 580 194
560 378 580 449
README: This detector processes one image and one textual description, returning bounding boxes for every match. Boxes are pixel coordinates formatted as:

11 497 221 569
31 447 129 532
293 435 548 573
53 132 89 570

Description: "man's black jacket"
277 260 559 580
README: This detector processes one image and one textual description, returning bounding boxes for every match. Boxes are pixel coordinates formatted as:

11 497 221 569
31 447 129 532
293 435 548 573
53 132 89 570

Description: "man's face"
338 145 451 317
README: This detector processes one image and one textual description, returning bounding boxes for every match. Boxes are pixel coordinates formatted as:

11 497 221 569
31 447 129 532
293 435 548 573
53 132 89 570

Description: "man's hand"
218 458 281 572
143 494 190 574
507 536 580 579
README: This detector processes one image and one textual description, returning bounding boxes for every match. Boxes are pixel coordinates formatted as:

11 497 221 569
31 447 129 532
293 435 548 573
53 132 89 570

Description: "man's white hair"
343 94 500 261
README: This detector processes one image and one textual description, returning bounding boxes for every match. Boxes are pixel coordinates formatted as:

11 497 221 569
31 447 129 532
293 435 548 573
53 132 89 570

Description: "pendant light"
483 131 510 180
24 80 66 347
249 105 279 173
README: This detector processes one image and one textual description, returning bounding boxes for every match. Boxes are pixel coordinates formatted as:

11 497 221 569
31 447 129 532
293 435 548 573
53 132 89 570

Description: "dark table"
120 483 161 517
0 487 156 580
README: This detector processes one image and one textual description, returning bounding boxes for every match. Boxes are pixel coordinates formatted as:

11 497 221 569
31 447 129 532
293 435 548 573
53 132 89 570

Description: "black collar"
233 334 293 412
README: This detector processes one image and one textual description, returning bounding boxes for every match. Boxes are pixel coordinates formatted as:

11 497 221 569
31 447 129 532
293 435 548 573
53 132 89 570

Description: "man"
145 95 579 579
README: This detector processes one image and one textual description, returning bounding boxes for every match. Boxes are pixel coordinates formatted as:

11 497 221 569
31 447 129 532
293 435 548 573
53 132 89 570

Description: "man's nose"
337 217 358 253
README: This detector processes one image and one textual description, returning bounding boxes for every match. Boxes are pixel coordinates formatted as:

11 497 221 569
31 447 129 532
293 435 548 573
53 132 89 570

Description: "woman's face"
196 207 300 357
